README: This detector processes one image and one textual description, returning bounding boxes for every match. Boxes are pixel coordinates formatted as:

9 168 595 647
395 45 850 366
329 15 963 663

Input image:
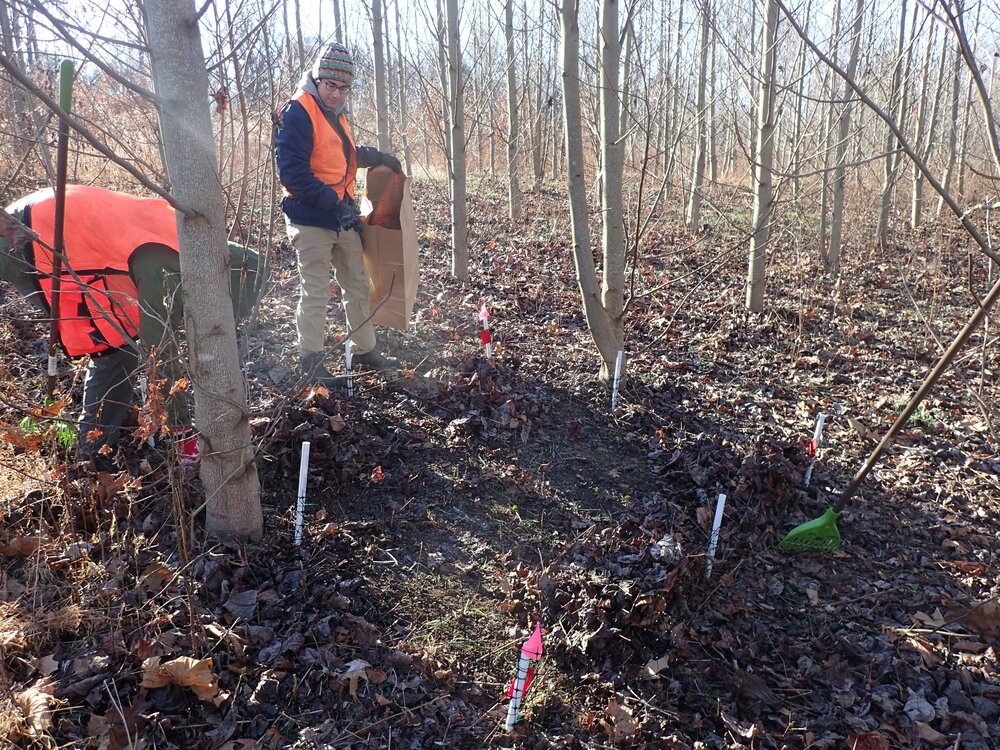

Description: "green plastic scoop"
780 272 1000 552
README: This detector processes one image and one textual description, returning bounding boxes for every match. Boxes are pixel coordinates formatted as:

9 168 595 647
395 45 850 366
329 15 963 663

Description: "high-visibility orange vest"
287 90 358 199
21 185 180 357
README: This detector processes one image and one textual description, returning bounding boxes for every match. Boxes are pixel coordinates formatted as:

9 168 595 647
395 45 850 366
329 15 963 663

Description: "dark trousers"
79 347 138 455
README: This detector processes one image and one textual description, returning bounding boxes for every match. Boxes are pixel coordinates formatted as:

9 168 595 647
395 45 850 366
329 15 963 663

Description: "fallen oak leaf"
340 659 370 697
140 656 219 701
606 697 637 742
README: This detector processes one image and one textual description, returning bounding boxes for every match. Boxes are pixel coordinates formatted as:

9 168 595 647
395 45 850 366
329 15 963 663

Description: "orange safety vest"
287 89 358 199
23 185 180 357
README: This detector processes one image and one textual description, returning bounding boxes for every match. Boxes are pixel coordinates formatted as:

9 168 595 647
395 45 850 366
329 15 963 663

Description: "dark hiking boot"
351 349 398 370
301 353 348 387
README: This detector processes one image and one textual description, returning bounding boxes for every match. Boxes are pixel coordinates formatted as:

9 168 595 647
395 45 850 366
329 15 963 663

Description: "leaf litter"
0 181 997 748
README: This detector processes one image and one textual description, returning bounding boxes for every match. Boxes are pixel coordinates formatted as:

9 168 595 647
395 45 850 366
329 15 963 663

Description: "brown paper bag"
360 167 419 330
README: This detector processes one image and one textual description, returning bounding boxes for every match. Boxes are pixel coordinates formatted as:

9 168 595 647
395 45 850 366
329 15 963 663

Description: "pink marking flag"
504 623 544 730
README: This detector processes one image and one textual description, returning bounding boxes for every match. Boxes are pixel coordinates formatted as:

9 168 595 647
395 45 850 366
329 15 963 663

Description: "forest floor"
1 178 999 750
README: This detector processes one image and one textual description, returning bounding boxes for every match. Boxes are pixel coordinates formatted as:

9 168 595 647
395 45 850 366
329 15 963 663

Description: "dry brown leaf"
9 678 58 740
846 731 890 750
897 636 942 669
943 561 988 576
914 722 950 747
961 599 1000 637
216 741 261 750
606 697 637 742
913 609 946 628
1 535 41 558
847 416 871 441
140 656 219 701
1 570 25 602
35 654 58 676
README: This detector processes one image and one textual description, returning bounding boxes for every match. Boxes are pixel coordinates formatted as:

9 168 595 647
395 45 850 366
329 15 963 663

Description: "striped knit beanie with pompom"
312 42 355 85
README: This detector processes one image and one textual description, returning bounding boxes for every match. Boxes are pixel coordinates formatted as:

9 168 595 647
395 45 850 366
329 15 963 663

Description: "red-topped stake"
479 303 493 358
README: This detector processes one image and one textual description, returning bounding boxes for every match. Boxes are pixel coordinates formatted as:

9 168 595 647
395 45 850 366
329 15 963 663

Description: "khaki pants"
287 223 376 357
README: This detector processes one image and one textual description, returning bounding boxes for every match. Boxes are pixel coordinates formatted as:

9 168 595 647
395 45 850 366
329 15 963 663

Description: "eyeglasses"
320 80 352 94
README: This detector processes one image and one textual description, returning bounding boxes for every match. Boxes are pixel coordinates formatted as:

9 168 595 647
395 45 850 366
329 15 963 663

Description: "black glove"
378 151 402 174
333 197 362 233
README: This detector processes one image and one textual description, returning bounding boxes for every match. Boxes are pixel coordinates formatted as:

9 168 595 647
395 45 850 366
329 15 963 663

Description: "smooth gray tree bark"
746 0 779 313
146 0 262 541
445 0 468 280
685 0 710 232
371 0 391 152
504 0 522 222
824 0 864 274
560 0 620 379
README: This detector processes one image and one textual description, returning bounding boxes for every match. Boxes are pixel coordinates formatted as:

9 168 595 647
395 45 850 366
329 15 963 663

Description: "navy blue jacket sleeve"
356 146 381 170
275 100 341 214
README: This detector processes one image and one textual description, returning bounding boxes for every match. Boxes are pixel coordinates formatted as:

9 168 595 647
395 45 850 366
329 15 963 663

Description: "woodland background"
0 0 999 748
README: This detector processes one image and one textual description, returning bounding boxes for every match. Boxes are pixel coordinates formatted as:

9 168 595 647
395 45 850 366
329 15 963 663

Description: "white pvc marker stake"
294 441 311 546
802 413 827 486
705 493 727 579
611 350 624 410
479 303 493 358
505 623 544 731
344 341 354 397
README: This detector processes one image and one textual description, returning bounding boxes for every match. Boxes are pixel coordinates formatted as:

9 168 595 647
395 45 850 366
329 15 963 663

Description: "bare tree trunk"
599 0 625 378
789 0 811 200
294 0 305 69
877 0 913 244
560 0 618 378
333 0 343 42
435 0 452 172
371 0 391 151
685 0 710 232
394 1 412 174
909 20 936 229
746 0 779 313
445 0 468 280
825 0 864 274
504 0 522 222
146 0 262 541
937 39 963 215
0 0 54 179
708 27 718 184
819 0 841 264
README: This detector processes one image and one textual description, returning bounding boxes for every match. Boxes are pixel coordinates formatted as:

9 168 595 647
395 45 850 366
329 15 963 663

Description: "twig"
328 696 445 746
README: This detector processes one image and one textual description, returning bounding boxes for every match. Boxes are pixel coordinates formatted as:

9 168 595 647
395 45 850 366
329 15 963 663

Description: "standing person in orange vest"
0 185 260 464
275 41 403 387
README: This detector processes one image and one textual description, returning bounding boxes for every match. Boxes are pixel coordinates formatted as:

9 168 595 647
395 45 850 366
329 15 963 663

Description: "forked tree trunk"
504 0 522 222
746 0 779 313
146 0 262 541
445 0 468 280
560 0 619 378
